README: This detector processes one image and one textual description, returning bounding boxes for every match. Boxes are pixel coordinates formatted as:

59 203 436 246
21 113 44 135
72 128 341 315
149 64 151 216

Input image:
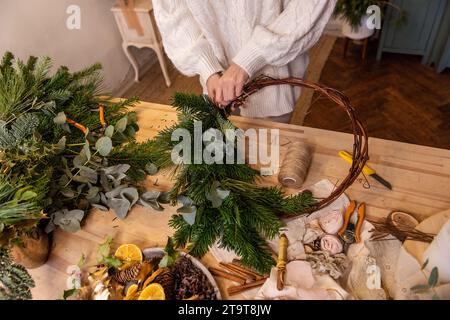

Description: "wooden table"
29 102 450 300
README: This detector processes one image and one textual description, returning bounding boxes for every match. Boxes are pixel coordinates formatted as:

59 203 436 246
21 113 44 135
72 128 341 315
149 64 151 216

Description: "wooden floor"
304 38 450 150
123 38 450 150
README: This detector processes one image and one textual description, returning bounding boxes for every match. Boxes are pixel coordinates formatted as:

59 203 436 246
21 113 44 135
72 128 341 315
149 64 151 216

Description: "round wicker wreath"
227 75 369 215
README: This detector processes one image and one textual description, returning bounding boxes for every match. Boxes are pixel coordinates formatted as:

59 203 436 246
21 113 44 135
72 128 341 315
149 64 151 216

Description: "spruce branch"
0 248 35 300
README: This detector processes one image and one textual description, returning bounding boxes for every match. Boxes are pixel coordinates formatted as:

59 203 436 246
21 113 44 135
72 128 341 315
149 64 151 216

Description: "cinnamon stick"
219 262 255 281
208 267 246 285
227 278 268 296
230 261 265 280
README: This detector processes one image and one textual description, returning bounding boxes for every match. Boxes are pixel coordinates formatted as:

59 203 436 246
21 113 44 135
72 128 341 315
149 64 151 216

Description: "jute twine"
278 141 312 188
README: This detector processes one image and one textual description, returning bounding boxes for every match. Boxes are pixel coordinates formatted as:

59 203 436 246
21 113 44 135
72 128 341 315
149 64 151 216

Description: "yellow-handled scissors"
338 150 392 190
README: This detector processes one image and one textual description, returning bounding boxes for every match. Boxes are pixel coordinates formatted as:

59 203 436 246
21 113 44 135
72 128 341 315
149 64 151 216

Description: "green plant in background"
334 0 406 29
150 93 316 274
0 248 34 300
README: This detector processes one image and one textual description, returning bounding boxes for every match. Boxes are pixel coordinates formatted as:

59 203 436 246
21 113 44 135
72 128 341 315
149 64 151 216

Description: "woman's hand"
206 72 222 103
207 64 249 107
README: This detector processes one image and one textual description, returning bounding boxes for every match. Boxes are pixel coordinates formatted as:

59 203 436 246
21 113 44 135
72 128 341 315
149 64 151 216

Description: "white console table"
111 0 171 87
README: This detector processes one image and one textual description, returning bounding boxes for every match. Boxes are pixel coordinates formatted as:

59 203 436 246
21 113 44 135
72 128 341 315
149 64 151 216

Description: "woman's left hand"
214 63 249 106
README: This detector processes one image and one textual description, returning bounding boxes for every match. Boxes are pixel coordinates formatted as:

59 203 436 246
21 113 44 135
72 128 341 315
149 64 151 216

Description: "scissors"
338 200 366 244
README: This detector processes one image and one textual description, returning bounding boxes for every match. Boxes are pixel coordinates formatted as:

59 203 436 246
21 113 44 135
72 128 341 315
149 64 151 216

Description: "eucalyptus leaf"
138 198 163 211
66 210 84 221
103 164 131 175
206 181 230 208
105 185 127 199
61 123 71 133
105 125 114 138
52 209 84 233
83 141 91 161
115 116 128 133
100 192 107 205
95 136 113 157
428 267 439 288
59 219 81 233
120 187 139 207
110 173 128 188
53 111 67 124
56 136 66 154
140 190 161 201
79 166 98 184
0 222 4 233
410 284 430 293
60 188 76 198
145 163 158 175
45 221 56 233
107 197 131 219
99 171 111 192
421 259 429 270
73 153 88 168
177 195 193 208
72 175 90 184
178 206 197 225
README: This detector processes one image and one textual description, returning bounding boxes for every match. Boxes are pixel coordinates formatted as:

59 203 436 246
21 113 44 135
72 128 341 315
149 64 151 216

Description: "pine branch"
0 248 35 300
151 92 317 273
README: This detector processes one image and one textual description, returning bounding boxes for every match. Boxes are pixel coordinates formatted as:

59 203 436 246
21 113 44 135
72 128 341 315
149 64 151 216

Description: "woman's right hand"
206 73 222 105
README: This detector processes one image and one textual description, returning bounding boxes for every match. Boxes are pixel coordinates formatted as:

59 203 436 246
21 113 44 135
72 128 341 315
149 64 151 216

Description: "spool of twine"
278 141 312 188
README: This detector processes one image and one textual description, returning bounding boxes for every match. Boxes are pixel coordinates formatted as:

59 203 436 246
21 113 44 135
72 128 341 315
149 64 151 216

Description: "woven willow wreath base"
227 75 369 214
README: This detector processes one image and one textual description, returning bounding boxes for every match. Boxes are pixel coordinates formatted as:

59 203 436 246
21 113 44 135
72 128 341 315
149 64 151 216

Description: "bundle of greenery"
0 52 160 245
150 93 316 273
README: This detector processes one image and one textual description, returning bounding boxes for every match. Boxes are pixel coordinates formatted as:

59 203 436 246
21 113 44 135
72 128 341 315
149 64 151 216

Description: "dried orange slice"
124 284 138 300
114 244 143 262
138 283 165 300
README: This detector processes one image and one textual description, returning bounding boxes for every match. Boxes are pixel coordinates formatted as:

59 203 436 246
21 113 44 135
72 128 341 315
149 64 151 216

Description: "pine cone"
113 263 141 284
153 268 174 299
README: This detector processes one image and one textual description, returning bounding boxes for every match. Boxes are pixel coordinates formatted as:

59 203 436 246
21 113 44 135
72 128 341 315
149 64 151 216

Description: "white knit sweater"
152 0 336 118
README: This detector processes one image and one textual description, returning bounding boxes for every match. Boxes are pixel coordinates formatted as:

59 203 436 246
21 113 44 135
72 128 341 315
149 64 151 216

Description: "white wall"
0 0 137 92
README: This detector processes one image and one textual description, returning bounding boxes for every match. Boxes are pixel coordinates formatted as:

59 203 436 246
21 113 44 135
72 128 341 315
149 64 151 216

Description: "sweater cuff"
232 45 267 78
197 49 224 83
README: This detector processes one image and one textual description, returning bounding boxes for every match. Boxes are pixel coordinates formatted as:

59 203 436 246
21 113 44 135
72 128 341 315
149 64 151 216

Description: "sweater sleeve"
152 0 223 81
232 0 337 78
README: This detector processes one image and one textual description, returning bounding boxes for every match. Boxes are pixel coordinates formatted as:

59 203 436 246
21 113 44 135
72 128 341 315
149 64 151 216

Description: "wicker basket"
228 75 369 214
